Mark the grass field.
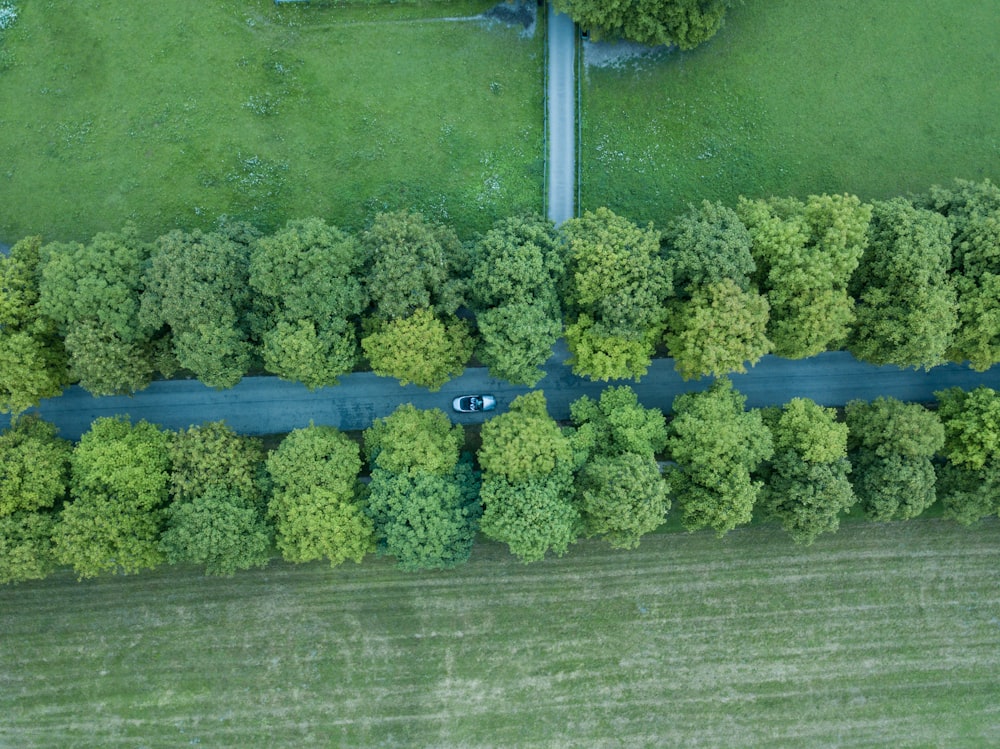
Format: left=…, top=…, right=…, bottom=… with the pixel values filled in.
left=2, top=518, right=997, bottom=747
left=0, top=0, right=542, bottom=243
left=580, top=0, right=1000, bottom=225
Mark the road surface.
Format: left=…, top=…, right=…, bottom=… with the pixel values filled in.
left=33, top=344, right=1000, bottom=440
left=546, top=4, right=576, bottom=225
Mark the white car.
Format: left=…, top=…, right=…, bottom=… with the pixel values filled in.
left=452, top=395, right=496, bottom=413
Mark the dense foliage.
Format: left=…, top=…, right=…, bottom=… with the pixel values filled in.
left=554, top=0, right=732, bottom=49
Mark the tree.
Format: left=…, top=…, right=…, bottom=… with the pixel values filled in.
left=554, top=0, right=732, bottom=50
left=570, top=385, right=668, bottom=458
left=470, top=215, right=563, bottom=386
left=361, top=307, right=473, bottom=391
left=848, top=198, right=957, bottom=369
left=362, top=210, right=466, bottom=322
left=738, top=194, right=870, bottom=358
left=159, top=422, right=271, bottom=576
left=364, top=404, right=464, bottom=477
left=757, top=398, right=856, bottom=544
left=361, top=211, right=471, bottom=388
left=934, top=386, right=1000, bottom=525
left=0, top=236, right=69, bottom=414
left=924, top=179, right=1000, bottom=370
left=666, top=378, right=773, bottom=535
left=141, top=227, right=257, bottom=389
left=38, top=228, right=155, bottom=395
left=363, top=405, right=480, bottom=570
left=478, top=391, right=576, bottom=483
left=53, top=417, right=171, bottom=578
left=478, top=391, right=581, bottom=561
left=0, top=416, right=71, bottom=517
left=571, top=386, right=670, bottom=548
left=665, top=200, right=756, bottom=295
left=576, top=452, right=670, bottom=550
left=845, top=398, right=944, bottom=521
left=366, top=463, right=480, bottom=571
left=250, top=217, right=367, bottom=388
left=561, top=208, right=671, bottom=381
left=0, top=511, right=57, bottom=585
left=664, top=278, right=771, bottom=380
left=266, top=425, right=373, bottom=567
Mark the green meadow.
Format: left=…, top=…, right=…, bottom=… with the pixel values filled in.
left=581, top=0, right=1000, bottom=224
left=0, top=0, right=543, bottom=243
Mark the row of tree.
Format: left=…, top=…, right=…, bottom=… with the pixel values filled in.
left=2, top=179, right=998, bottom=413
left=554, top=0, right=734, bottom=50
left=3, top=382, right=998, bottom=585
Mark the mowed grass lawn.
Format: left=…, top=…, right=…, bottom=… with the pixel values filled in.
left=2, top=519, right=997, bottom=747
left=0, top=0, right=542, bottom=243
left=581, top=0, right=1000, bottom=225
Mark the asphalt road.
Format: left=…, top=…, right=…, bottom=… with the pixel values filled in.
left=33, top=342, right=1000, bottom=439
left=546, top=4, right=575, bottom=225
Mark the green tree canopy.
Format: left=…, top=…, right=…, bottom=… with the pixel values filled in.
left=738, top=194, right=870, bottom=358
left=141, top=227, right=256, bottom=389
left=366, top=463, right=480, bottom=571
left=0, top=236, right=68, bottom=414
left=478, top=391, right=576, bottom=483
left=935, top=386, right=1000, bottom=470
left=479, top=474, right=580, bottom=563
left=362, top=210, right=466, bottom=321
left=54, top=417, right=171, bottom=578
left=848, top=198, right=957, bottom=369
left=0, top=416, right=71, bottom=517
left=266, top=425, right=372, bottom=567
left=0, top=511, right=57, bottom=585
left=925, top=179, right=1000, bottom=370
left=38, top=228, right=155, bottom=395
left=364, top=404, right=464, bottom=476
left=554, top=0, right=732, bottom=49
left=361, top=308, right=473, bottom=391
left=666, top=378, right=773, bottom=535
left=561, top=208, right=671, bottom=381
left=576, top=452, right=670, bottom=550
left=159, top=422, right=271, bottom=576
left=757, top=399, right=856, bottom=544
left=470, top=215, right=563, bottom=385
left=664, top=278, right=771, bottom=380
left=570, top=385, right=668, bottom=458
left=935, top=461, right=1000, bottom=526
left=664, top=200, right=756, bottom=295
left=845, top=398, right=944, bottom=521
left=250, top=217, right=367, bottom=388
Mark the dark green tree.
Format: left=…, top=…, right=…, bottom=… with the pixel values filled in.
left=54, top=417, right=171, bottom=578
left=0, top=416, right=71, bottom=517
left=757, top=398, right=856, bottom=544
left=845, top=397, right=944, bottom=521
left=666, top=378, right=773, bottom=535
left=848, top=198, right=957, bottom=369
left=0, top=511, right=57, bottom=585
left=576, top=452, right=669, bottom=550
left=159, top=422, right=271, bottom=576
left=561, top=208, right=671, bottom=381
left=554, top=0, right=732, bottom=49
left=934, top=386, right=1000, bottom=524
left=469, top=215, right=563, bottom=386
left=364, top=405, right=480, bottom=570
left=141, top=227, right=257, bottom=389
left=266, top=425, right=373, bottom=567
left=250, top=217, right=367, bottom=388
left=38, top=228, right=156, bottom=395
left=665, top=200, right=756, bottom=294
left=738, top=194, right=870, bottom=358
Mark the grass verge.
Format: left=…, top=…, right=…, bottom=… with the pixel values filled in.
left=2, top=518, right=997, bottom=747
left=0, top=0, right=542, bottom=243
left=580, top=0, right=1000, bottom=225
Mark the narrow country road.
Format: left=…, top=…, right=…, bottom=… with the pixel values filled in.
left=34, top=346, right=1000, bottom=440
left=546, top=4, right=576, bottom=225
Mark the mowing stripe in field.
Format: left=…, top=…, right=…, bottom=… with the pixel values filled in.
left=2, top=518, right=997, bottom=747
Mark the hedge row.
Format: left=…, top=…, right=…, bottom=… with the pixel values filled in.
left=3, top=381, right=998, bottom=586
left=2, top=178, right=999, bottom=414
